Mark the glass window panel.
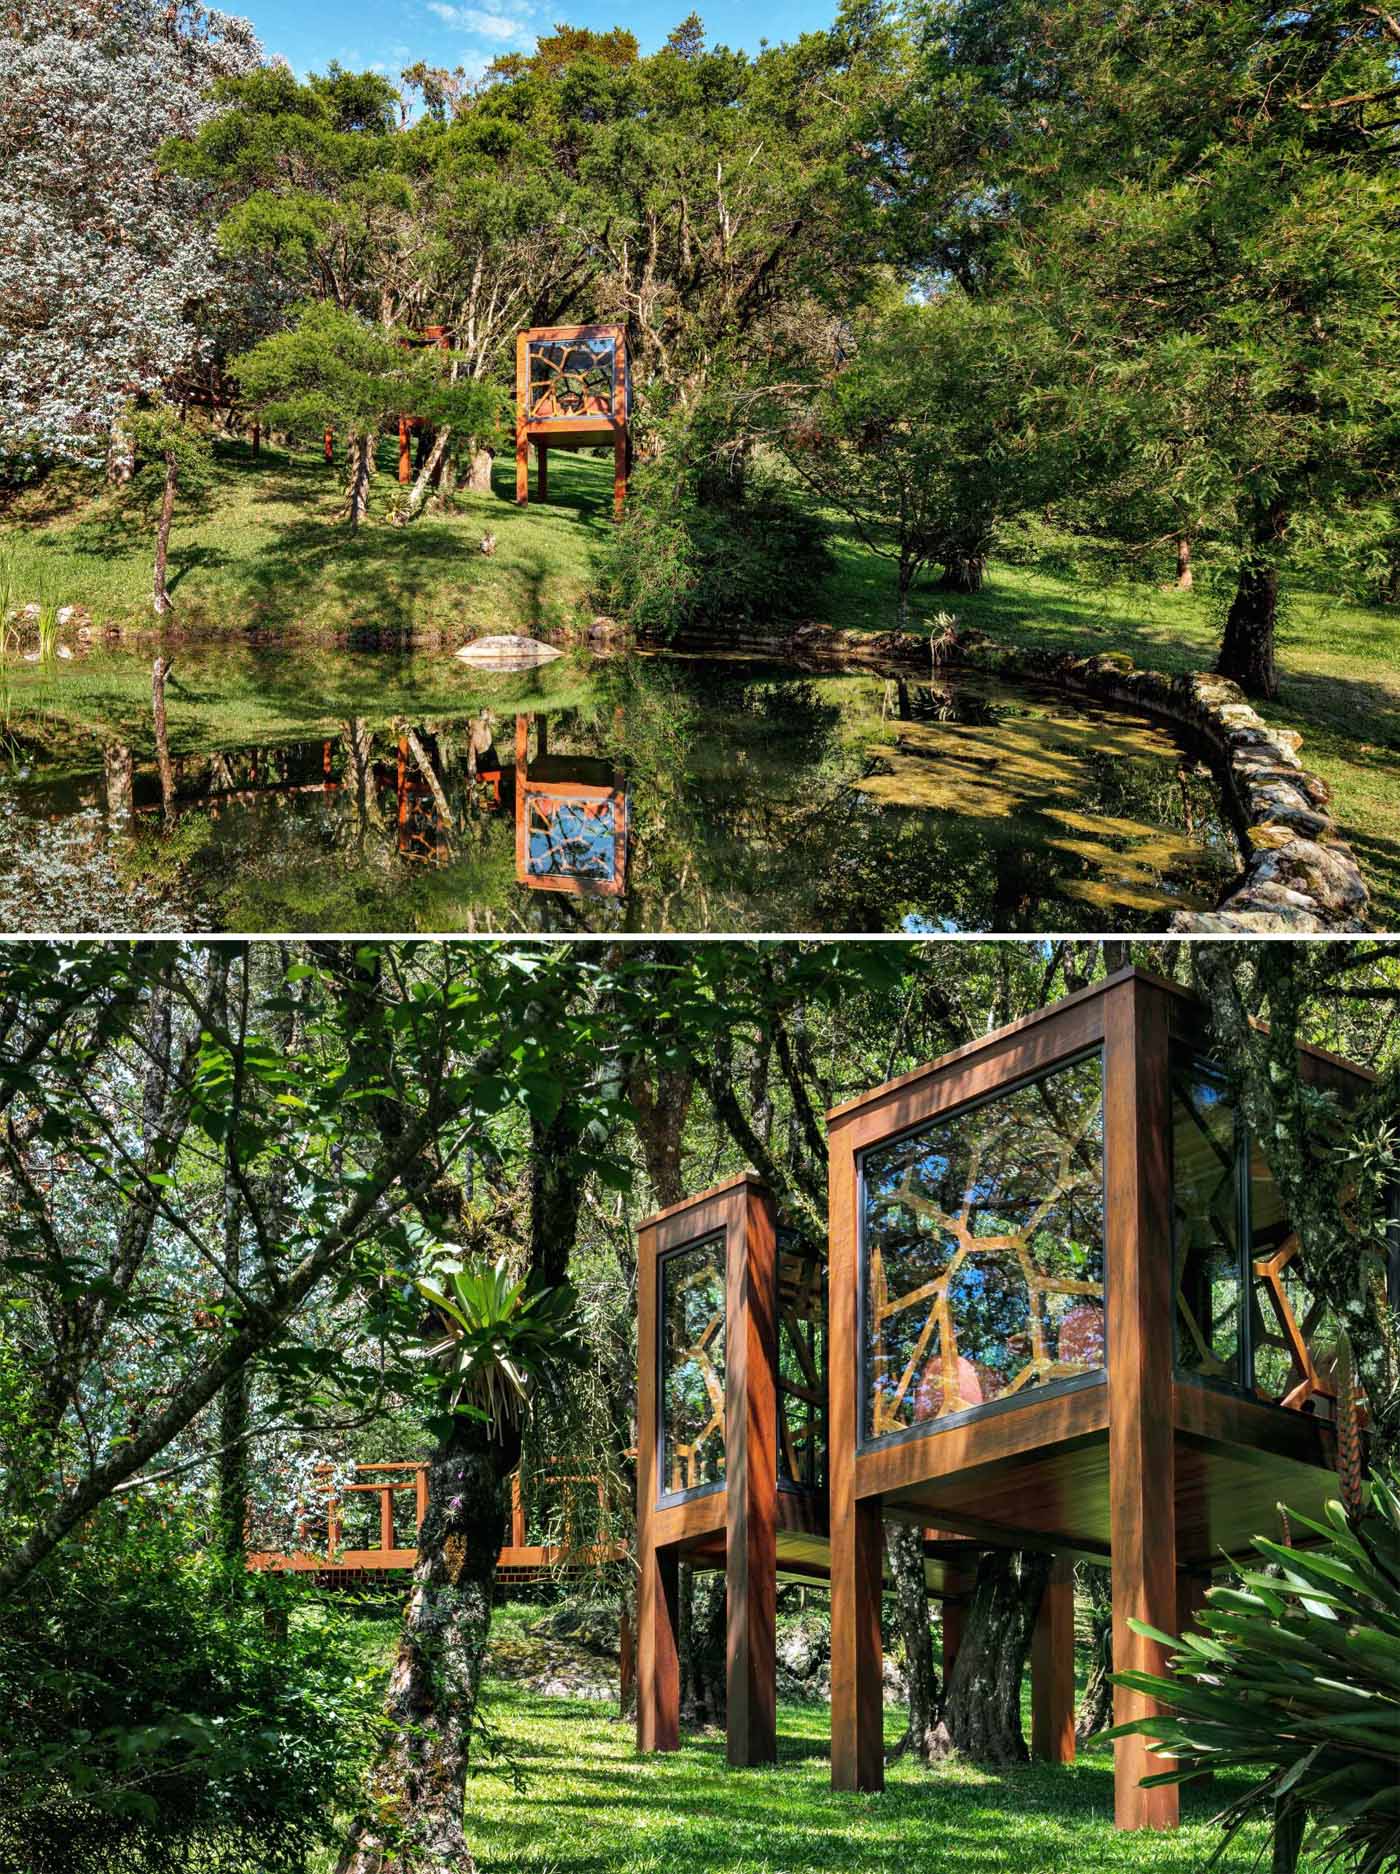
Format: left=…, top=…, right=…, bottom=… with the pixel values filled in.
left=1171, top=1062, right=1244, bottom=1386
left=777, top=1233, right=826, bottom=1490
left=527, top=336, right=617, bottom=418
left=860, top=1053, right=1105, bottom=1443
left=659, top=1235, right=726, bottom=1496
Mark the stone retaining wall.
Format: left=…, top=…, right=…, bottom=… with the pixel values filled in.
left=654, top=621, right=1370, bottom=932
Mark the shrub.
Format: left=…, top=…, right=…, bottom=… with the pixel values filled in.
left=595, top=455, right=830, bottom=641
left=0, top=1494, right=378, bottom=1874
left=1107, top=1471, right=1400, bottom=1874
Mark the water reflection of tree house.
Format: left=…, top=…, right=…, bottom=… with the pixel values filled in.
left=826, top=967, right=1377, bottom=1828
left=515, top=325, right=631, bottom=519
left=636, top=1175, right=992, bottom=1769
left=247, top=1461, right=620, bottom=1586
left=514, top=714, right=627, bottom=898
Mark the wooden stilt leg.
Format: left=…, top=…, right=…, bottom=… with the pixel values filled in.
left=830, top=1497, right=884, bottom=1791
left=613, top=430, right=627, bottom=519
left=726, top=1181, right=778, bottom=1766
left=1032, top=1555, right=1076, bottom=1764
left=637, top=1541, right=680, bottom=1752
left=323, top=429, right=333, bottom=463
left=1106, top=976, right=1179, bottom=1831
left=398, top=416, right=411, bottom=483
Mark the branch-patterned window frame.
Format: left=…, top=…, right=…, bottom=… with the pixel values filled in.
left=856, top=1047, right=1108, bottom=1452
left=525, top=335, right=619, bottom=422
left=657, top=1232, right=728, bottom=1504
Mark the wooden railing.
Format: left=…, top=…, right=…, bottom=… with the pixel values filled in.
left=246, top=1462, right=623, bottom=1575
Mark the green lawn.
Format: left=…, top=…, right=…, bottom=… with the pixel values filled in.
left=4, top=440, right=1397, bottom=921
left=389, top=1682, right=1275, bottom=1874
left=306, top=1606, right=1277, bottom=1874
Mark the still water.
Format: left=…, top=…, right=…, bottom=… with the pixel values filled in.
left=0, top=641, right=1238, bottom=934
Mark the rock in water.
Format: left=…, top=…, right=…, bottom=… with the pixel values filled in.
left=454, top=633, right=563, bottom=671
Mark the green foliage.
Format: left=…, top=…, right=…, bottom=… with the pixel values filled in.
left=412, top=1250, right=581, bottom=1431
left=595, top=453, right=831, bottom=640
left=0, top=1495, right=377, bottom=1874
left=1106, top=1473, right=1400, bottom=1873
left=232, top=302, right=423, bottom=441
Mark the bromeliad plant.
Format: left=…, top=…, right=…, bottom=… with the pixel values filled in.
left=411, top=1252, right=580, bottom=1432
left=1107, top=1472, right=1400, bottom=1874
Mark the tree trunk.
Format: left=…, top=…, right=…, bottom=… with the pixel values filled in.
left=627, top=1063, right=694, bottom=1207
left=1216, top=505, right=1285, bottom=699
left=1273, top=1801, right=1306, bottom=1874
left=403, top=428, right=452, bottom=522
left=1075, top=1563, right=1113, bottom=1745
left=107, top=413, right=134, bottom=486
left=347, top=433, right=375, bottom=530
left=216, top=1173, right=249, bottom=1565
left=151, top=656, right=176, bottom=826
left=939, top=549, right=986, bottom=594
left=467, top=447, right=494, bottom=495
left=335, top=1423, right=505, bottom=1874
left=679, top=1565, right=726, bottom=1725
left=1174, top=534, right=1193, bottom=591
left=928, top=1550, right=1051, bottom=1763
left=888, top=1521, right=940, bottom=1763
left=152, top=453, right=178, bottom=614
left=104, top=744, right=134, bottom=829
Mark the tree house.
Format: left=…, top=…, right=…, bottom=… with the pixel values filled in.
left=515, top=325, right=631, bottom=519
left=635, top=1174, right=1013, bottom=1768
left=826, top=967, right=1374, bottom=1827
left=513, top=713, right=627, bottom=898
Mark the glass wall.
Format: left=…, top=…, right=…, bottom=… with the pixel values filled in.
left=860, top=1053, right=1106, bottom=1444
left=777, top=1233, right=826, bottom=1491
left=1170, top=1052, right=1334, bottom=1414
left=659, top=1234, right=727, bottom=1497
left=526, top=335, right=618, bottom=419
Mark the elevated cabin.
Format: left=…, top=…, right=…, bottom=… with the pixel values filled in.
left=826, top=967, right=1376, bottom=1827
left=635, top=1175, right=999, bottom=1768
left=515, top=325, right=631, bottom=519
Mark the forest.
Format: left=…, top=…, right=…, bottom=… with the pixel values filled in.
left=1, top=937, right=1397, bottom=1874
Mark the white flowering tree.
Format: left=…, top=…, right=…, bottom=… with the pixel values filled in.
left=0, top=0, right=262, bottom=476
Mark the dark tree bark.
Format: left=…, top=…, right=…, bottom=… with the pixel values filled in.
left=404, top=429, right=452, bottom=521
left=678, top=1565, right=726, bottom=1725
left=1216, top=503, right=1286, bottom=699
left=1074, top=1563, right=1113, bottom=1745
left=216, top=1173, right=249, bottom=1564
left=887, top=1521, right=940, bottom=1763
left=151, top=656, right=176, bottom=826
left=928, top=1550, right=1051, bottom=1763
left=939, top=549, right=987, bottom=594
left=627, top=1061, right=694, bottom=1208
left=152, top=452, right=178, bottom=614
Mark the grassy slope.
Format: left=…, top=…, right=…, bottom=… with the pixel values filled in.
left=4, top=442, right=1396, bottom=919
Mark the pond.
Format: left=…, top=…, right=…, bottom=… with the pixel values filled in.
left=0, top=639, right=1238, bottom=934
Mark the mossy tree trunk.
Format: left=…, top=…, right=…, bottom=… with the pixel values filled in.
left=1216, top=502, right=1286, bottom=699
left=1074, top=1563, right=1113, bottom=1745
left=888, top=1521, right=940, bottom=1763
left=929, top=1550, right=1050, bottom=1763
left=336, top=1423, right=509, bottom=1874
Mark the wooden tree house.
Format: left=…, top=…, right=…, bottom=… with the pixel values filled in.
left=515, top=325, right=631, bottom=519
left=635, top=1175, right=1014, bottom=1768
left=826, top=967, right=1374, bottom=1827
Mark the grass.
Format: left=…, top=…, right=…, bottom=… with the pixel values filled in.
left=307, top=1607, right=1279, bottom=1874
left=3, top=441, right=1397, bottom=920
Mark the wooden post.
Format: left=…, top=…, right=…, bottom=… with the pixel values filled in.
left=1031, top=1555, right=1077, bottom=1764
left=726, top=1182, right=778, bottom=1766
left=326, top=1488, right=340, bottom=1564
left=515, top=331, right=529, bottom=505
left=398, top=416, right=412, bottom=483
left=1105, top=976, right=1179, bottom=1830
left=536, top=441, right=548, bottom=501
left=511, top=1473, right=526, bottom=1549
left=323, top=429, right=333, bottom=463
left=636, top=1202, right=680, bottom=1751
left=379, top=1484, right=395, bottom=1555
left=613, top=429, right=627, bottom=519
left=829, top=1129, right=885, bottom=1791
left=415, top=1465, right=428, bottom=1531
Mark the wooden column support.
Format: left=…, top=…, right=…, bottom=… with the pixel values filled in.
left=515, top=330, right=529, bottom=505
left=398, top=416, right=412, bottom=484
left=726, top=1180, right=777, bottom=1766
left=1031, top=1555, right=1077, bottom=1764
left=1105, top=977, right=1179, bottom=1830
left=637, top=1541, right=680, bottom=1752
left=613, top=431, right=627, bottom=520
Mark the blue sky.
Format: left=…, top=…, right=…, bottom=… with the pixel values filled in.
left=238, top=0, right=836, bottom=84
